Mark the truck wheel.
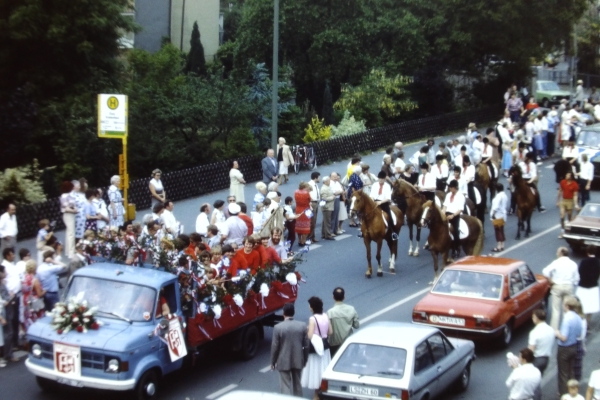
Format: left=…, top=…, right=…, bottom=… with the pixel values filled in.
left=240, top=324, right=260, bottom=360
left=136, top=369, right=159, bottom=400
left=36, top=376, right=57, bottom=392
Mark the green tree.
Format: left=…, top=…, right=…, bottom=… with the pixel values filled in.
left=322, top=81, right=334, bottom=125
left=0, top=160, right=46, bottom=205
left=186, top=22, right=207, bottom=76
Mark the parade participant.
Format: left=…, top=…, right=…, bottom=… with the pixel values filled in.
left=238, top=236, right=261, bottom=274
left=260, top=234, right=282, bottom=265
left=558, top=171, right=580, bottom=238
left=519, top=152, right=546, bottom=213
left=269, top=228, right=290, bottom=262
left=369, top=171, right=396, bottom=240
left=220, top=203, right=248, bottom=248
left=512, top=141, right=528, bottom=166
left=462, top=155, right=476, bottom=205
left=417, top=163, right=436, bottom=202
left=432, top=154, right=449, bottom=191
left=490, top=182, right=508, bottom=252
left=442, top=180, right=465, bottom=259
left=480, top=137, right=496, bottom=181
left=563, top=137, right=579, bottom=175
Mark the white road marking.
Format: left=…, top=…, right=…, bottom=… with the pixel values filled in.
left=334, top=234, right=351, bottom=240
left=494, top=224, right=561, bottom=257
left=308, top=244, right=322, bottom=250
left=259, top=365, right=272, bottom=373
left=206, top=384, right=238, bottom=399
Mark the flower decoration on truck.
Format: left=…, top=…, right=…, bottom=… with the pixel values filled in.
left=47, top=294, right=103, bottom=334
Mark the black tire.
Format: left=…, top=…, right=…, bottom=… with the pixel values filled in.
left=36, top=376, right=57, bottom=392
left=240, top=324, right=260, bottom=360
left=135, top=369, right=159, bottom=400
left=308, top=156, right=317, bottom=170
left=294, top=157, right=300, bottom=174
left=453, top=362, right=471, bottom=392
left=498, top=320, right=513, bottom=348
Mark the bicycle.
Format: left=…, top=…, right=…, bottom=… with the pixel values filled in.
left=291, top=144, right=317, bottom=174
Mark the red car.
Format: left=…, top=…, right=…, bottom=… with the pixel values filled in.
left=412, top=256, right=550, bottom=347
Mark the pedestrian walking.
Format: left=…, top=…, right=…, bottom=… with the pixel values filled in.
left=576, top=246, right=600, bottom=326
left=556, top=296, right=584, bottom=396
left=543, top=247, right=580, bottom=329
left=301, top=296, right=332, bottom=400
left=0, top=204, right=17, bottom=253
left=558, top=171, right=580, bottom=238
left=327, top=287, right=359, bottom=356
left=270, top=303, right=309, bottom=397
left=506, top=348, right=541, bottom=400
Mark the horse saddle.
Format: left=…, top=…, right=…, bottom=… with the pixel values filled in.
left=529, top=187, right=536, bottom=196
left=380, top=210, right=397, bottom=228
left=434, top=196, right=442, bottom=208
left=448, top=218, right=469, bottom=240
left=486, top=164, right=498, bottom=178
left=473, top=187, right=482, bottom=205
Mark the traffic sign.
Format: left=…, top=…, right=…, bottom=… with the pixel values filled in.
left=98, top=94, right=127, bottom=138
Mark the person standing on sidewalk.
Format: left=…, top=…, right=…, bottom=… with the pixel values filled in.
left=578, top=154, right=594, bottom=207
left=0, top=204, right=17, bottom=253
left=543, top=247, right=580, bottom=329
left=528, top=309, right=555, bottom=375
left=320, top=177, right=335, bottom=240
left=556, top=296, right=583, bottom=397
left=576, top=246, right=600, bottom=326
left=307, top=172, right=321, bottom=243
left=330, top=172, right=344, bottom=235
left=505, top=348, right=541, bottom=400
left=327, top=287, right=359, bottom=356
left=558, top=171, right=580, bottom=239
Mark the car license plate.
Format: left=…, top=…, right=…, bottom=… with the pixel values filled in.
left=349, top=386, right=379, bottom=396
left=429, top=315, right=465, bottom=326
left=56, top=377, right=84, bottom=387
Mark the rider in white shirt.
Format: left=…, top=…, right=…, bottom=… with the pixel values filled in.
left=442, top=180, right=466, bottom=258
left=369, top=171, right=397, bottom=240
left=417, top=163, right=437, bottom=202
left=518, top=152, right=546, bottom=212
left=432, top=155, right=449, bottom=191
left=462, top=155, right=476, bottom=205
left=393, top=152, right=406, bottom=180
left=480, top=137, right=496, bottom=181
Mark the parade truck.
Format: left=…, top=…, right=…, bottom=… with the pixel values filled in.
left=25, top=263, right=299, bottom=399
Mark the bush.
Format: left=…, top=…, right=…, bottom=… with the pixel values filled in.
left=303, top=116, right=332, bottom=143
left=0, top=160, right=46, bottom=205
left=331, top=110, right=366, bottom=137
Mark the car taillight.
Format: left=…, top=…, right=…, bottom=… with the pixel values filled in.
left=475, top=318, right=492, bottom=328
left=412, top=311, right=427, bottom=322
left=401, top=389, right=410, bottom=400
left=320, top=379, right=328, bottom=392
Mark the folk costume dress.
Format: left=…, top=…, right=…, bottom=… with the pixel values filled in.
left=294, top=189, right=311, bottom=235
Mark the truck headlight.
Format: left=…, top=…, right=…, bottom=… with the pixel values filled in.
left=32, top=344, right=42, bottom=358
left=106, top=359, right=120, bottom=373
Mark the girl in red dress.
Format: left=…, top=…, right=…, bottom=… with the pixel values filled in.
left=294, top=182, right=312, bottom=246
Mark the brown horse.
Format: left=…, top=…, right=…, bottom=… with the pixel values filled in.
left=420, top=200, right=484, bottom=278
left=391, top=179, right=444, bottom=257
left=350, top=190, right=404, bottom=278
left=508, top=165, right=539, bottom=239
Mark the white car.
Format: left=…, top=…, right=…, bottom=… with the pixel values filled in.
left=319, top=322, right=475, bottom=400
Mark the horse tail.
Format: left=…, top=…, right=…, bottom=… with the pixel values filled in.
left=473, top=218, right=484, bottom=255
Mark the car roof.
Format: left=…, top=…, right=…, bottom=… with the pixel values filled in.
left=217, top=391, right=300, bottom=400
left=72, top=263, right=176, bottom=288
left=348, top=322, right=439, bottom=347
left=443, top=255, right=523, bottom=274
left=580, top=123, right=600, bottom=132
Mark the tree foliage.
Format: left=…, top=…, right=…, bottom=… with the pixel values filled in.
left=331, top=111, right=366, bottom=138
left=303, top=116, right=331, bottom=143
left=0, top=160, right=46, bottom=205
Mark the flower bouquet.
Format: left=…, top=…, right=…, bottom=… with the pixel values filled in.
left=48, top=296, right=103, bottom=334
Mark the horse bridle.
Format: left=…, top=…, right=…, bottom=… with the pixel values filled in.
left=420, top=206, right=431, bottom=228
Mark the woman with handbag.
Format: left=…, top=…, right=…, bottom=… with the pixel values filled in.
left=21, top=260, right=46, bottom=331
left=490, top=182, right=508, bottom=252
left=302, top=296, right=333, bottom=400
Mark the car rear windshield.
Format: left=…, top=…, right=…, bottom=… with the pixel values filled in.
left=577, top=130, right=600, bottom=148
left=539, top=81, right=560, bottom=91
left=66, top=276, right=157, bottom=322
left=579, top=203, right=600, bottom=217
left=432, top=270, right=503, bottom=300
left=333, top=343, right=406, bottom=379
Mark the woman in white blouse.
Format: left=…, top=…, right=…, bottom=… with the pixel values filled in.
left=149, top=169, right=166, bottom=208
left=229, top=160, right=246, bottom=203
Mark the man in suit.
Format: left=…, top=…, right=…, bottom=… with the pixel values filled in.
left=271, top=303, right=309, bottom=397
left=276, top=137, right=295, bottom=185
left=262, top=149, right=279, bottom=185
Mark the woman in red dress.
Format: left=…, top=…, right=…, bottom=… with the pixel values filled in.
left=294, top=182, right=312, bottom=246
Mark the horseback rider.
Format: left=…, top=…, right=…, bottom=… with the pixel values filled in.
left=418, top=163, right=437, bottom=202
left=518, top=152, right=546, bottom=213
left=370, top=171, right=398, bottom=240
left=480, top=137, right=496, bottom=181
left=442, top=180, right=466, bottom=259
left=462, top=155, right=477, bottom=205
left=448, top=166, right=470, bottom=215
left=433, top=154, right=449, bottom=191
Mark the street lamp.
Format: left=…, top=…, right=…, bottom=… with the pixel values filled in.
left=271, top=0, right=279, bottom=150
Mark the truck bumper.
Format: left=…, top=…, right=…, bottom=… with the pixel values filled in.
left=26, top=359, right=136, bottom=391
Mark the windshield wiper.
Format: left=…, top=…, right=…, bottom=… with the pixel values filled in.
left=377, top=371, right=402, bottom=376
left=97, top=310, right=132, bottom=324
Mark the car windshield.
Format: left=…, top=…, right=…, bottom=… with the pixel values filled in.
left=579, top=203, right=600, bottom=218
left=538, top=81, right=560, bottom=91
left=432, top=270, right=503, bottom=300
left=66, top=276, right=157, bottom=322
left=333, top=343, right=406, bottom=379
left=577, top=130, right=600, bottom=148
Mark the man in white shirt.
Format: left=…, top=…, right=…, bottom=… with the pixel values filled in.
left=307, top=172, right=321, bottom=242
left=220, top=203, right=248, bottom=247
left=330, top=172, right=344, bottom=235
left=471, top=134, right=484, bottom=164
left=369, top=171, right=397, bottom=240
left=417, top=163, right=437, bottom=202
left=393, top=151, right=406, bottom=179
left=506, top=348, right=542, bottom=400
left=161, top=200, right=180, bottom=236
left=448, top=166, right=469, bottom=198
left=2, top=247, right=21, bottom=358
left=0, top=203, right=17, bottom=252
left=578, top=153, right=594, bottom=207
left=196, top=203, right=211, bottom=237
left=442, top=180, right=465, bottom=258
left=528, top=309, right=555, bottom=375
left=432, top=155, right=449, bottom=191
left=542, top=246, right=580, bottom=329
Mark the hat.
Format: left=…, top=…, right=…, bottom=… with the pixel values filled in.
left=448, top=180, right=459, bottom=189
left=468, top=122, right=476, bottom=129
left=266, top=191, right=279, bottom=200
left=420, top=163, right=429, bottom=170
left=228, top=202, right=241, bottom=214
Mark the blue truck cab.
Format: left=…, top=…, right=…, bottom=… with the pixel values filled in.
left=25, top=263, right=185, bottom=399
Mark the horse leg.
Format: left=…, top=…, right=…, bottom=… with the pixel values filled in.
left=431, top=250, right=439, bottom=280
left=525, top=213, right=532, bottom=237
left=364, top=238, right=373, bottom=278
left=515, top=217, right=522, bottom=240
left=408, top=224, right=413, bottom=256
left=376, top=240, right=383, bottom=277
left=414, top=226, right=421, bottom=256
left=388, top=238, right=397, bottom=274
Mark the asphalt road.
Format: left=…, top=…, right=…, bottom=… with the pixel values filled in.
left=5, top=134, right=600, bottom=400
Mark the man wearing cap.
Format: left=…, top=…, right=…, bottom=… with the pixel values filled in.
left=418, top=163, right=437, bottom=202
left=433, top=154, right=449, bottom=191
left=519, top=152, right=546, bottom=212
left=369, top=171, right=397, bottom=239
left=443, top=180, right=465, bottom=258
left=220, top=203, right=248, bottom=247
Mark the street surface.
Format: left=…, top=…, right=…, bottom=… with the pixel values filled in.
left=5, top=135, right=599, bottom=400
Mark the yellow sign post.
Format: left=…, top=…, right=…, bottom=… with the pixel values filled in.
left=98, top=94, right=135, bottom=220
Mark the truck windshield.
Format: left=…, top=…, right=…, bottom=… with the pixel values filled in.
left=539, top=81, right=560, bottom=91
left=67, top=276, right=157, bottom=322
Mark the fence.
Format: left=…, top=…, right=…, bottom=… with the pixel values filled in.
left=16, top=105, right=498, bottom=240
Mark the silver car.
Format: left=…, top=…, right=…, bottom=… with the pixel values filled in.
left=319, top=322, right=475, bottom=400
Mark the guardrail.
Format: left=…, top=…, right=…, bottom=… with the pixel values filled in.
left=16, top=106, right=498, bottom=239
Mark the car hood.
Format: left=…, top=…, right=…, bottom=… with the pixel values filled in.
left=568, top=216, right=600, bottom=229
left=28, top=316, right=136, bottom=351
left=415, top=293, right=500, bottom=317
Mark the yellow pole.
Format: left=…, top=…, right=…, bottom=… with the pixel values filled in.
left=122, top=136, right=128, bottom=218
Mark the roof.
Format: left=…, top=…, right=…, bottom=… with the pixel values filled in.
left=72, top=263, right=176, bottom=288
left=349, top=322, right=438, bottom=347
left=444, top=255, right=523, bottom=274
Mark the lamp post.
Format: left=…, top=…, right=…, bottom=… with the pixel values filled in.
left=271, top=0, right=279, bottom=150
